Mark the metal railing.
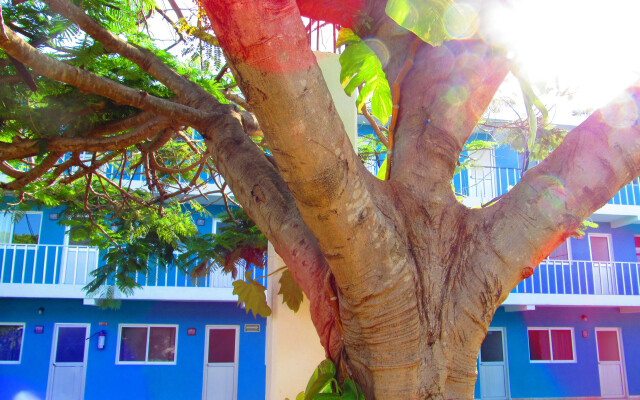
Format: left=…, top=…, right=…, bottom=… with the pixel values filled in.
left=513, top=260, right=640, bottom=296
left=0, top=244, right=256, bottom=291
left=454, top=166, right=640, bottom=206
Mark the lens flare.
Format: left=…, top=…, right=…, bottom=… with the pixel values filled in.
left=444, top=3, right=479, bottom=40
left=364, top=38, right=391, bottom=68
left=601, top=91, right=639, bottom=129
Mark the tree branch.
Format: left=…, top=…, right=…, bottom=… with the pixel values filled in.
left=0, top=18, right=209, bottom=124
left=0, top=116, right=171, bottom=161
left=486, top=84, right=640, bottom=292
left=43, top=0, right=209, bottom=100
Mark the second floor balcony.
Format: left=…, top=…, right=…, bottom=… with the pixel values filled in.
left=2, top=243, right=640, bottom=307
left=454, top=165, right=640, bottom=226
left=0, top=243, right=258, bottom=302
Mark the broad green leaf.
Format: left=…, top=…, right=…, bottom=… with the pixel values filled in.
left=304, top=360, right=337, bottom=400
left=232, top=271, right=272, bottom=318
left=341, top=379, right=365, bottom=400
left=295, top=392, right=306, bottom=400
left=335, top=28, right=361, bottom=47
left=376, top=158, right=388, bottom=180
left=313, top=394, right=341, bottom=400
left=385, top=0, right=453, bottom=46
left=278, top=269, right=304, bottom=312
left=338, top=31, right=392, bottom=124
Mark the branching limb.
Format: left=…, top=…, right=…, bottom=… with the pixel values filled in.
left=0, top=17, right=209, bottom=124
left=43, top=0, right=209, bottom=100
left=0, top=117, right=171, bottom=161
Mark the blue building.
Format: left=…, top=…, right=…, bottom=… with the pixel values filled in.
left=453, top=128, right=640, bottom=399
left=360, top=118, right=640, bottom=399
left=0, top=203, right=267, bottom=400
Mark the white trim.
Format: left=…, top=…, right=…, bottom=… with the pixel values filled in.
left=527, top=327, right=576, bottom=363
left=115, top=324, right=178, bottom=365
left=202, top=325, right=239, bottom=400
left=595, top=327, right=628, bottom=398
left=212, top=218, right=220, bottom=235
left=0, top=322, right=25, bottom=364
left=46, top=323, right=90, bottom=400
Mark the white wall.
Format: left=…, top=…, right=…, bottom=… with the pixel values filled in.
left=265, top=52, right=356, bottom=400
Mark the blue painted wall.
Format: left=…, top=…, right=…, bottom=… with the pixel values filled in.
left=475, top=306, right=640, bottom=398
left=0, top=298, right=266, bottom=400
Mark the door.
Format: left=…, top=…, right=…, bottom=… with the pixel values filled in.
left=479, top=328, right=509, bottom=399
left=596, top=328, right=627, bottom=398
left=589, top=234, right=616, bottom=294
left=47, top=324, right=90, bottom=400
left=203, top=326, right=239, bottom=400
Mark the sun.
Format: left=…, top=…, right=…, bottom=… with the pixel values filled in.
left=480, top=0, right=640, bottom=123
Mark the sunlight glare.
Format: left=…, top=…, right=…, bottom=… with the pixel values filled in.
left=482, top=0, right=640, bottom=119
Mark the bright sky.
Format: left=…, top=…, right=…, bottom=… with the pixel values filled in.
left=480, top=0, right=640, bottom=125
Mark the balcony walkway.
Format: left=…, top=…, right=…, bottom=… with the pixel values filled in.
left=454, top=166, right=640, bottom=208
left=0, top=244, right=258, bottom=301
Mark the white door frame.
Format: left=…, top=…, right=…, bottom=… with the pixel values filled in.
left=595, top=327, right=627, bottom=398
left=46, top=323, right=90, bottom=400
left=202, top=325, right=239, bottom=400
left=588, top=233, right=616, bottom=295
left=478, top=327, right=510, bottom=400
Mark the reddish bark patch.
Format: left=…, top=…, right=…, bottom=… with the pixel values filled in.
left=521, top=266, right=534, bottom=279
left=296, top=0, right=364, bottom=28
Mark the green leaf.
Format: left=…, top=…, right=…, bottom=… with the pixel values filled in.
left=341, top=379, right=365, bottom=400
left=232, top=271, right=272, bottom=318
left=376, top=158, right=388, bottom=180
left=313, top=394, right=341, bottom=400
left=278, top=269, right=304, bottom=312
left=338, top=34, right=392, bottom=125
left=304, top=360, right=337, bottom=400
left=296, top=392, right=306, bottom=400
left=335, top=28, right=360, bottom=47
left=385, top=0, right=453, bottom=46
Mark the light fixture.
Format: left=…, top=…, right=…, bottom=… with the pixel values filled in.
left=581, top=314, right=588, bottom=321
left=37, top=307, right=44, bottom=315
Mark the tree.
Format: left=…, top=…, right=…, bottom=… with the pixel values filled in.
left=1, top=0, right=639, bottom=398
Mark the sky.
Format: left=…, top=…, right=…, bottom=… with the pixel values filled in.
left=479, top=0, right=640, bottom=125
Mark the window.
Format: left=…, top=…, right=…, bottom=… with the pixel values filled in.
left=548, top=240, right=570, bottom=260
left=635, top=236, right=640, bottom=263
left=528, top=328, right=575, bottom=362
left=0, top=323, right=25, bottom=363
left=117, top=325, right=177, bottom=364
left=0, top=212, right=42, bottom=244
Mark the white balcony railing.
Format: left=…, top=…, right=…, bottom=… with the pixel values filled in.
left=0, top=244, right=258, bottom=301
left=454, top=166, right=640, bottom=207
left=513, top=260, right=640, bottom=297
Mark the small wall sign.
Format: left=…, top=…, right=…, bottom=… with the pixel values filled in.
left=582, top=330, right=589, bottom=338
left=196, top=218, right=205, bottom=226
left=34, top=325, right=44, bottom=334
left=187, top=328, right=196, bottom=336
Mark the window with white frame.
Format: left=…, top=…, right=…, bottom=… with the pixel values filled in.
left=548, top=240, right=570, bottom=261
left=0, top=212, right=43, bottom=244
left=0, top=323, right=25, bottom=363
left=528, top=328, right=575, bottom=362
left=117, top=325, right=177, bottom=364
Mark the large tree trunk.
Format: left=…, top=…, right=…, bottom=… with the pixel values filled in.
left=202, top=1, right=640, bottom=399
